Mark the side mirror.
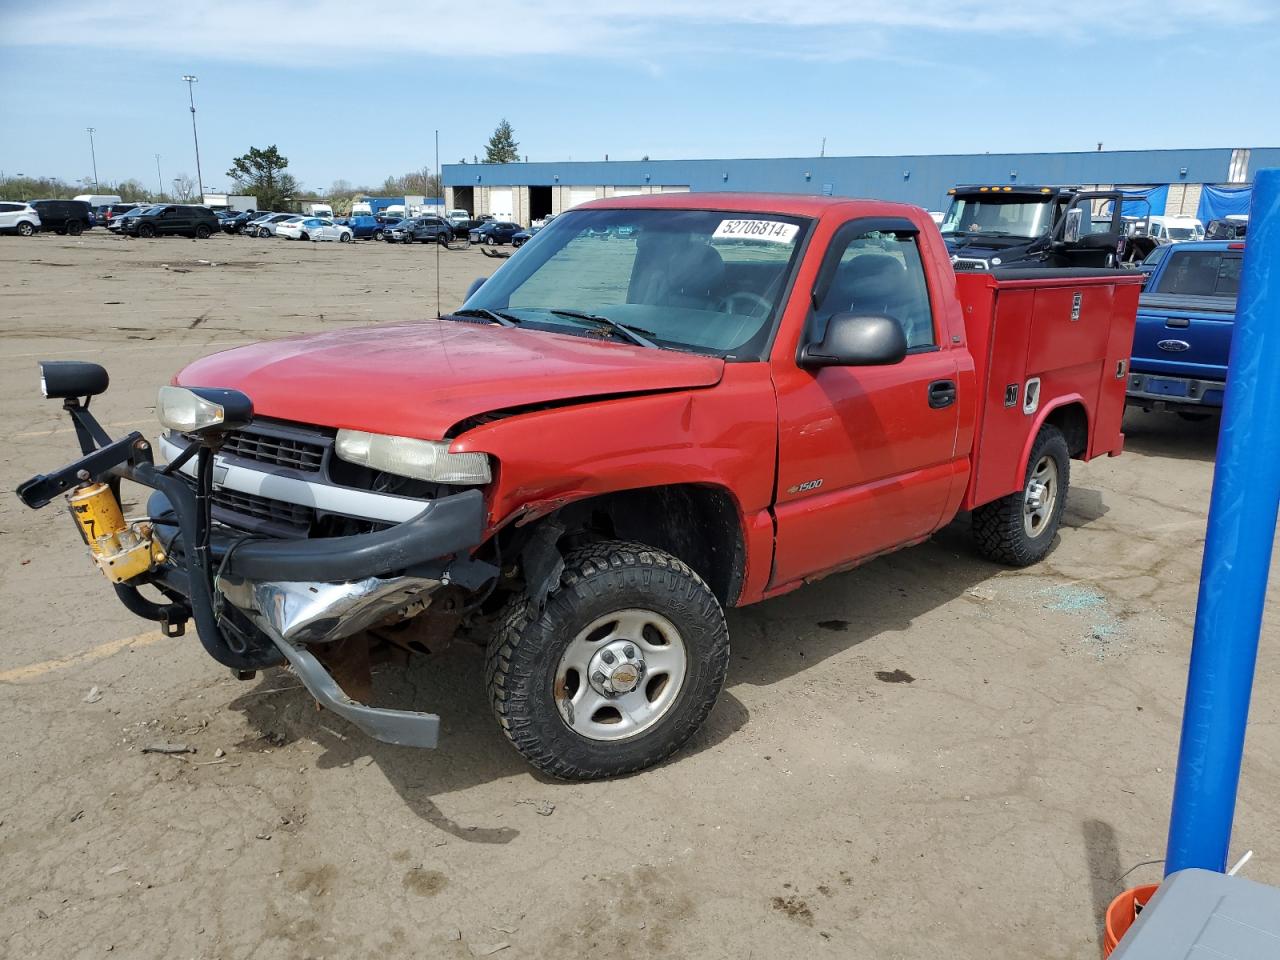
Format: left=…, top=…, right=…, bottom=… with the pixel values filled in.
left=464, top=277, right=487, bottom=300
left=799, top=313, right=908, bottom=369
left=1062, top=207, right=1083, bottom=244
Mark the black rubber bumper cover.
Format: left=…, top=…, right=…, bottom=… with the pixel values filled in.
left=148, top=488, right=487, bottom=581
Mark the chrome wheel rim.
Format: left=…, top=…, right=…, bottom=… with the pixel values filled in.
left=1023, top=454, right=1059, bottom=538
left=554, top=609, right=688, bottom=742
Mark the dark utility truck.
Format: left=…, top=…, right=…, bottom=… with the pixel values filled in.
left=941, top=185, right=1128, bottom=271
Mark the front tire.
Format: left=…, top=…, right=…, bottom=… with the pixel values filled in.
left=486, top=541, right=729, bottom=780
left=299, top=233, right=309, bottom=242
left=68, top=220, right=84, bottom=236
left=195, top=224, right=211, bottom=239
left=139, top=223, right=156, bottom=239
left=339, top=232, right=351, bottom=243
left=17, top=221, right=34, bottom=237
left=972, top=424, right=1070, bottom=566
left=486, top=235, right=497, bottom=246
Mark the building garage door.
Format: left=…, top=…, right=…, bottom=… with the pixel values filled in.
left=611, top=186, right=644, bottom=197
left=568, top=187, right=597, bottom=208
left=489, top=187, right=513, bottom=219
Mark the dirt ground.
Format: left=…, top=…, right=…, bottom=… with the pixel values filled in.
left=1, top=229, right=1276, bottom=960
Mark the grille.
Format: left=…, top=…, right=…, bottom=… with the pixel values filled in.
left=951, top=257, right=990, bottom=272
left=212, top=488, right=314, bottom=533
left=220, top=429, right=326, bottom=472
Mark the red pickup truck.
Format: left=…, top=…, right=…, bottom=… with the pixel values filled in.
left=18, top=193, right=1141, bottom=780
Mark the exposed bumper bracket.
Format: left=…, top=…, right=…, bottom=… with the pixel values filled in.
left=270, top=634, right=441, bottom=748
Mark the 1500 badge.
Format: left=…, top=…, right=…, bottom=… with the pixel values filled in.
left=788, top=479, right=824, bottom=494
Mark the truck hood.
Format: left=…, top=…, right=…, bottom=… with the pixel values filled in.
left=175, top=319, right=725, bottom=439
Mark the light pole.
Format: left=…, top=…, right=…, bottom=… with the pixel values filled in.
left=173, top=177, right=183, bottom=201
left=155, top=154, right=163, bottom=198
left=181, top=75, right=205, bottom=202
left=87, top=127, right=99, bottom=191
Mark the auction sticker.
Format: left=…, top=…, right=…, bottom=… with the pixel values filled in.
left=712, top=219, right=799, bottom=243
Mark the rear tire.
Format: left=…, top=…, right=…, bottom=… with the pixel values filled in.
left=139, top=223, right=156, bottom=239
left=68, top=220, right=83, bottom=236
left=486, top=540, right=730, bottom=780
left=972, top=424, right=1070, bottom=567
left=486, top=235, right=497, bottom=246
left=374, top=230, right=384, bottom=241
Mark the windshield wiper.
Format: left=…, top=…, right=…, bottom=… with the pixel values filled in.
left=546, top=309, right=659, bottom=349
left=447, top=307, right=520, bottom=327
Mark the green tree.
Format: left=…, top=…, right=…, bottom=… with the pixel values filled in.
left=483, top=119, right=519, bottom=164
left=226, top=145, right=299, bottom=210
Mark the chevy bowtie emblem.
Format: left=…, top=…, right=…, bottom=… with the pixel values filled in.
left=1157, top=339, right=1191, bottom=353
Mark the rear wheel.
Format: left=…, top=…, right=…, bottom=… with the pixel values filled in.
left=487, top=235, right=497, bottom=246
left=139, top=223, right=156, bottom=239
left=486, top=540, right=730, bottom=780
left=67, top=220, right=84, bottom=236
left=374, top=230, right=384, bottom=241
left=17, top=221, right=34, bottom=237
left=195, top=224, right=211, bottom=239
left=972, top=424, right=1070, bottom=567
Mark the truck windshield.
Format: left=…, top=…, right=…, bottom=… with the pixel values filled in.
left=1154, top=250, right=1242, bottom=298
left=941, top=196, right=1055, bottom=240
left=460, top=208, right=810, bottom=359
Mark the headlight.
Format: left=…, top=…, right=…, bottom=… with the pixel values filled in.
left=157, top=385, right=253, bottom=434
left=335, top=430, right=491, bottom=484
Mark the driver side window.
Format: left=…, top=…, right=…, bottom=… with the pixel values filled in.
left=817, top=231, right=935, bottom=349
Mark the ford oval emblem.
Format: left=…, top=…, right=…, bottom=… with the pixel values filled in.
left=1157, top=339, right=1191, bottom=353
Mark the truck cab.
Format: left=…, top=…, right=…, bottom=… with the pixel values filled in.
left=942, top=185, right=1126, bottom=271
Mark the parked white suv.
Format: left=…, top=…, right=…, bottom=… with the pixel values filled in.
left=0, top=201, right=41, bottom=236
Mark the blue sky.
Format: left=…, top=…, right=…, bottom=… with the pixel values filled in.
left=2, top=0, right=1278, bottom=193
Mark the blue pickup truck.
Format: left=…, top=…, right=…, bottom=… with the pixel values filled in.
left=1126, top=240, right=1244, bottom=417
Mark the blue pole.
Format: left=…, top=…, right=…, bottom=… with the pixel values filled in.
left=1165, top=168, right=1280, bottom=875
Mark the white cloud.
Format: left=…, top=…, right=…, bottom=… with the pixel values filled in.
left=1, top=0, right=1272, bottom=63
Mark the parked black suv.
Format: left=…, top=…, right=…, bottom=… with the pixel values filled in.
left=29, top=199, right=93, bottom=235
left=122, top=204, right=220, bottom=239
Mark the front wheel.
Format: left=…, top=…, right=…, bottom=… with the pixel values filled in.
left=139, top=223, right=156, bottom=238
left=339, top=232, right=351, bottom=243
left=299, top=233, right=309, bottom=242
left=972, top=423, right=1070, bottom=566
left=17, top=221, right=34, bottom=237
left=67, top=220, right=84, bottom=236
left=195, top=224, right=211, bottom=239
left=486, top=235, right=497, bottom=247
left=487, top=541, right=729, bottom=780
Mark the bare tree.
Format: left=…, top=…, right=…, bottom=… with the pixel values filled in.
left=172, top=173, right=196, bottom=201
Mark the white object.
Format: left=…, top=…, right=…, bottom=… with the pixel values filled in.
left=74, top=193, right=122, bottom=208
left=306, top=203, right=334, bottom=217
left=1148, top=215, right=1205, bottom=243
left=276, top=217, right=351, bottom=242
left=712, top=219, right=799, bottom=243
left=0, top=201, right=40, bottom=234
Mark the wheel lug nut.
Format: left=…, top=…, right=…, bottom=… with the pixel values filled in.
left=592, top=671, right=607, bottom=685
left=623, top=645, right=635, bottom=659
left=601, top=651, right=616, bottom=664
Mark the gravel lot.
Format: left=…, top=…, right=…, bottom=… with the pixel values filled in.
left=1, top=229, right=1276, bottom=959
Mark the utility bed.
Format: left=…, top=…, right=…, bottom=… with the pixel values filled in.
left=957, top=269, right=1143, bottom=511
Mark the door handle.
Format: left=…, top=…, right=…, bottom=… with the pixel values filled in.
left=928, top=379, right=957, bottom=409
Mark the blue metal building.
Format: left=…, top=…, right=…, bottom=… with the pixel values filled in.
left=443, top=146, right=1279, bottom=225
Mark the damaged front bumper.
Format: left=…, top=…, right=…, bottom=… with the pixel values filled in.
left=16, top=378, right=492, bottom=749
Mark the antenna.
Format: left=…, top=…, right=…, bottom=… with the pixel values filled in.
left=434, top=129, right=441, bottom=318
